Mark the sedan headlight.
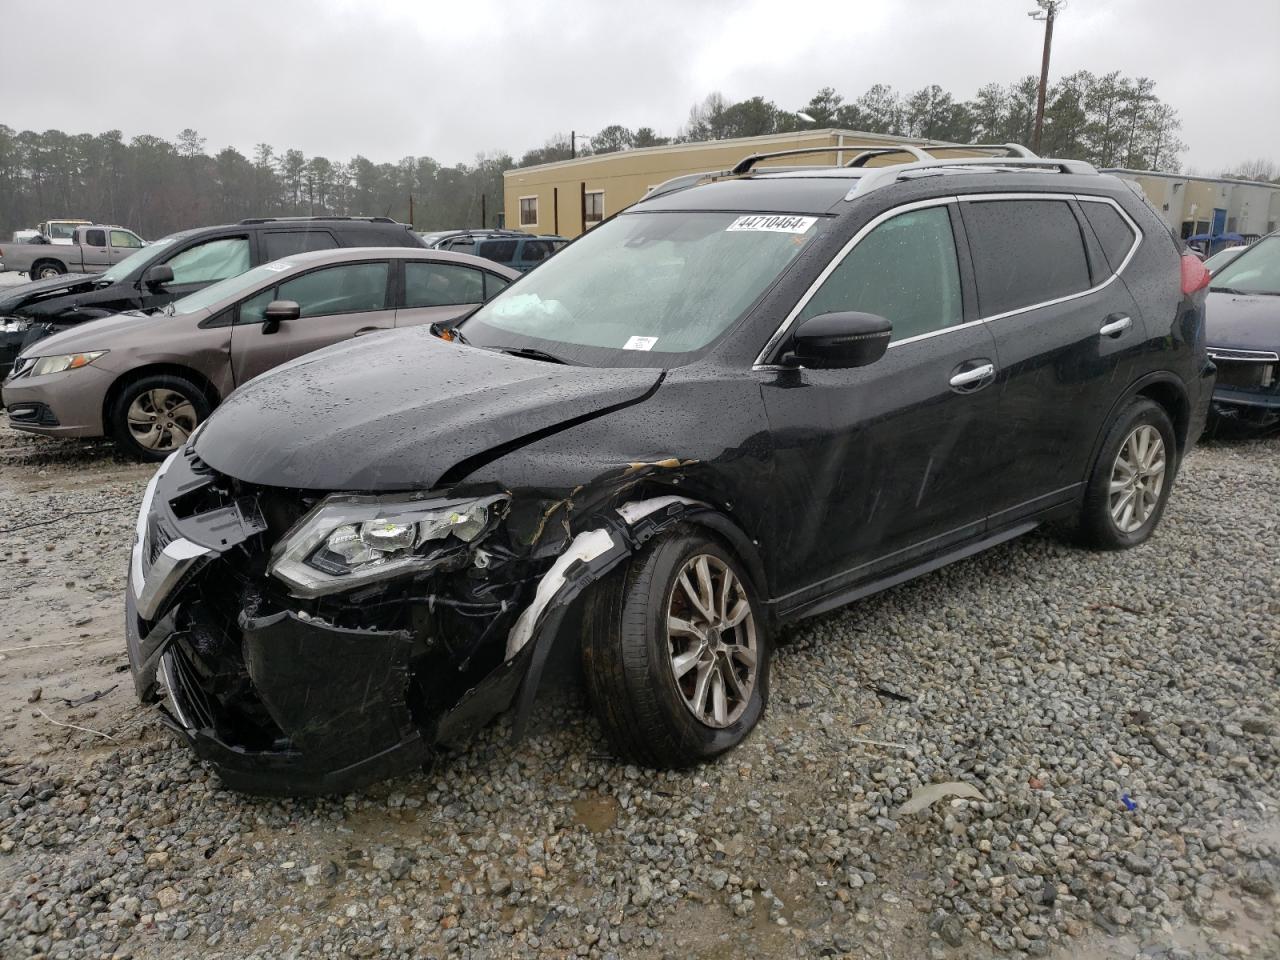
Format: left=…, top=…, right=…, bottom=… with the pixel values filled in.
left=30, top=351, right=108, bottom=377
left=269, top=493, right=507, bottom=597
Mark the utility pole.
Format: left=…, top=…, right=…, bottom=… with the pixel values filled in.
left=570, top=129, right=575, bottom=159
left=1029, top=0, right=1063, bottom=153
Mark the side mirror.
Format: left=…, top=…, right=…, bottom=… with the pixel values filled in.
left=144, top=264, right=174, bottom=288
left=787, top=311, right=893, bottom=369
left=261, top=300, right=300, bottom=335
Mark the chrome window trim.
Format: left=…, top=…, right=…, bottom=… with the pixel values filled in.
left=753, top=191, right=1143, bottom=369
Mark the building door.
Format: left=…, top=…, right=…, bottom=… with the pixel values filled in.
left=1212, top=208, right=1227, bottom=235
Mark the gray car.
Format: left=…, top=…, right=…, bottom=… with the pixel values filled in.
left=2, top=247, right=517, bottom=458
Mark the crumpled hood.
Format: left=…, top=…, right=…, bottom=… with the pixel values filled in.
left=1206, top=292, right=1280, bottom=353
left=0, top=272, right=104, bottom=313
left=194, top=326, right=663, bottom=491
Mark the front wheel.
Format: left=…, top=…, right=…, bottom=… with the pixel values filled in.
left=581, top=526, right=770, bottom=768
left=1078, top=398, right=1178, bottom=549
left=109, top=374, right=211, bottom=461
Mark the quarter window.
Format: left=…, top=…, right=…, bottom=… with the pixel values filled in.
left=519, top=196, right=538, bottom=227
left=962, top=199, right=1091, bottom=316
left=521, top=239, right=556, bottom=263
left=403, top=262, right=484, bottom=307
left=1079, top=201, right=1137, bottom=275
left=797, top=206, right=962, bottom=343
left=584, top=191, right=604, bottom=228
left=166, top=237, right=251, bottom=285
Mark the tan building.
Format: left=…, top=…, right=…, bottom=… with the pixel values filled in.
left=1103, top=168, right=1280, bottom=239
left=504, top=129, right=971, bottom=239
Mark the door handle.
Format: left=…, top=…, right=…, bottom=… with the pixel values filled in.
left=353, top=326, right=390, bottom=337
left=1099, top=314, right=1132, bottom=337
left=949, top=362, right=995, bottom=388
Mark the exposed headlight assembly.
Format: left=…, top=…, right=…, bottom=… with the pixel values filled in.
left=30, top=350, right=107, bottom=376
left=270, top=493, right=507, bottom=598
left=1, top=316, right=30, bottom=335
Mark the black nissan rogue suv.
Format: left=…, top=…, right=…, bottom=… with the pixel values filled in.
left=0, top=216, right=424, bottom=378
left=124, top=146, right=1214, bottom=795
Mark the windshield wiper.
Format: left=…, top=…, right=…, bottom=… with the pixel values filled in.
left=494, top=346, right=571, bottom=365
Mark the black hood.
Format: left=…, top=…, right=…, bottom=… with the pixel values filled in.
left=0, top=272, right=105, bottom=313
left=1206, top=292, right=1280, bottom=353
left=193, top=326, right=664, bottom=491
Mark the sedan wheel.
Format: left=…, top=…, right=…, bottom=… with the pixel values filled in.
left=1108, top=424, right=1166, bottom=533
left=666, top=554, right=758, bottom=728
left=127, top=388, right=198, bottom=453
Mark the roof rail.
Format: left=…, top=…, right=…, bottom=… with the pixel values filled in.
left=238, top=216, right=399, bottom=225
left=729, top=145, right=896, bottom=176
left=844, top=145, right=936, bottom=167
left=846, top=156, right=1098, bottom=199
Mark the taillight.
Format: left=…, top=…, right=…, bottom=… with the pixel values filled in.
left=1181, top=253, right=1210, bottom=296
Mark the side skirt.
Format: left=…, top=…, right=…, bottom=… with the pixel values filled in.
left=777, top=520, right=1040, bottom=623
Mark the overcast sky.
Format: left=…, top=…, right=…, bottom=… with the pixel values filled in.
left=3, top=0, right=1277, bottom=174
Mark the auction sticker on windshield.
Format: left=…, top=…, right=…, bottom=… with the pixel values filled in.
left=623, top=335, right=659, bottom=351
left=726, top=215, right=817, bottom=233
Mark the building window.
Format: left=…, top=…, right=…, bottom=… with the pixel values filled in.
left=519, top=196, right=538, bottom=228
left=584, top=190, right=604, bottom=228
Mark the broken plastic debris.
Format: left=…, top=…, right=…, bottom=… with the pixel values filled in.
left=1121, top=793, right=1138, bottom=811
left=895, top=781, right=985, bottom=817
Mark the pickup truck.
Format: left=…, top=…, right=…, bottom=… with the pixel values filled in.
left=37, top=219, right=92, bottom=244
left=0, top=225, right=146, bottom=280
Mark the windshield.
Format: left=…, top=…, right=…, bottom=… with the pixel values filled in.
left=168, top=261, right=288, bottom=315
left=101, top=236, right=176, bottom=282
left=46, top=221, right=85, bottom=240
left=460, top=211, right=827, bottom=365
left=1210, top=235, right=1280, bottom=295
left=1203, top=245, right=1245, bottom=273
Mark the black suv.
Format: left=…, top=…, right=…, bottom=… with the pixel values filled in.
left=421, top=228, right=567, bottom=272
left=0, top=217, right=424, bottom=377
left=125, top=146, right=1213, bottom=795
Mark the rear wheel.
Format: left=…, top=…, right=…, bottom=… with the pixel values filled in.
left=109, top=374, right=211, bottom=461
left=1078, top=398, right=1177, bottom=549
left=581, top=526, right=770, bottom=768
left=31, top=260, right=66, bottom=280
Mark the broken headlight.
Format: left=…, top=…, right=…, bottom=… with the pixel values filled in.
left=269, top=493, right=507, bottom=598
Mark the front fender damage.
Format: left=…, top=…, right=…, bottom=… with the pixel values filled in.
left=127, top=449, right=732, bottom=794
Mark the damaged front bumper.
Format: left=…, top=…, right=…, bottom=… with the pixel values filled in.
left=124, top=448, right=704, bottom=795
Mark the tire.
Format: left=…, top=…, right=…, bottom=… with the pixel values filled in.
left=31, top=260, right=66, bottom=280
left=581, top=525, right=770, bottom=768
left=109, top=373, right=211, bottom=462
left=1078, top=398, right=1178, bottom=550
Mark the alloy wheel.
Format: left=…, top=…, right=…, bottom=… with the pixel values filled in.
left=1109, top=424, right=1166, bottom=533
left=666, top=554, right=758, bottom=728
left=127, top=388, right=198, bottom=452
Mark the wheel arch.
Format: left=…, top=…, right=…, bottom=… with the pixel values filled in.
left=1087, top=372, right=1191, bottom=480
left=102, top=363, right=223, bottom=438
left=30, top=257, right=67, bottom=275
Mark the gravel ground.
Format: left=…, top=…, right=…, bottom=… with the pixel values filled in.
left=1, top=421, right=1277, bottom=960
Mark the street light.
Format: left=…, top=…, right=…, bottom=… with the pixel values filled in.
left=1028, top=0, right=1064, bottom=153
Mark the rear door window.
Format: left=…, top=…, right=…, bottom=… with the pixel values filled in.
left=962, top=199, right=1091, bottom=316
left=263, top=230, right=339, bottom=261
left=84, top=229, right=106, bottom=247
left=797, top=205, right=963, bottom=343
left=166, top=237, right=251, bottom=284
left=477, top=240, right=518, bottom=263
left=521, top=240, right=556, bottom=263
left=403, top=262, right=484, bottom=307
left=1079, top=201, right=1137, bottom=275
